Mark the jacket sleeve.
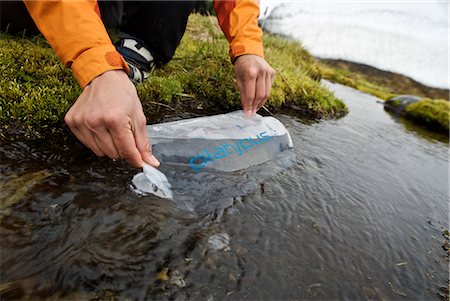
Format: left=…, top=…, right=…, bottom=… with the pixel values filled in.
left=23, top=0, right=129, bottom=88
left=214, top=0, right=264, bottom=63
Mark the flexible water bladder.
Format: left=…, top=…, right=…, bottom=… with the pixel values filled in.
left=147, top=111, right=293, bottom=172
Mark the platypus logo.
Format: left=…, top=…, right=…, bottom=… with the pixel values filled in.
left=189, top=131, right=272, bottom=172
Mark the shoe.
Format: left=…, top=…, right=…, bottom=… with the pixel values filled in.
left=115, top=35, right=155, bottom=83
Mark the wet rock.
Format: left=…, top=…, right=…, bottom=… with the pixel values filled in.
left=0, top=170, right=51, bottom=217
left=306, top=282, right=324, bottom=298
left=207, top=233, right=230, bottom=251
left=437, top=285, right=449, bottom=300
left=169, top=270, right=186, bottom=288
left=442, top=228, right=449, bottom=259
left=384, top=94, right=421, bottom=115
left=361, top=286, right=386, bottom=300
left=48, top=204, right=63, bottom=221
left=204, top=256, right=218, bottom=270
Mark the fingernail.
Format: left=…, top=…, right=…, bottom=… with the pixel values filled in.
left=149, top=155, right=160, bottom=167
left=244, top=109, right=252, bottom=116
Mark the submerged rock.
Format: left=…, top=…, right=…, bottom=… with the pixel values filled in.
left=384, top=94, right=421, bottom=115
left=169, top=270, right=186, bottom=288
left=0, top=170, right=52, bottom=217
left=207, top=233, right=231, bottom=251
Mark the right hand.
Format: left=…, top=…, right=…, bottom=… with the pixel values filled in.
left=64, top=70, right=160, bottom=168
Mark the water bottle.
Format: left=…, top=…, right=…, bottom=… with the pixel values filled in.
left=147, top=111, right=293, bottom=172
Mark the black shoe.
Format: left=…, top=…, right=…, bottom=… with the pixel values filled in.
left=115, top=34, right=155, bottom=83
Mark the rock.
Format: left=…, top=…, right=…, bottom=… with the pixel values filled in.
left=169, top=270, right=186, bottom=288
left=0, top=170, right=52, bottom=217
left=384, top=95, right=421, bottom=115
left=207, top=233, right=231, bottom=251
left=46, top=203, right=64, bottom=223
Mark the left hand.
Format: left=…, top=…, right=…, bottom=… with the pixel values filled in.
left=234, top=54, right=276, bottom=116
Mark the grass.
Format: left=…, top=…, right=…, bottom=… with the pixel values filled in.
left=136, top=15, right=346, bottom=116
left=0, top=14, right=346, bottom=141
left=404, top=98, right=450, bottom=132
left=317, top=62, right=395, bottom=100
left=318, top=60, right=449, bottom=133
left=0, top=35, right=81, bottom=139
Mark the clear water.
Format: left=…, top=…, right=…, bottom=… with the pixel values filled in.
left=1, top=82, right=448, bottom=300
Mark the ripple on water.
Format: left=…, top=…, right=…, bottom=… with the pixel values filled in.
left=1, top=83, right=448, bottom=300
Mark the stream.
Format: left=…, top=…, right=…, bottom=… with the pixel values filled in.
left=1, top=82, right=448, bottom=300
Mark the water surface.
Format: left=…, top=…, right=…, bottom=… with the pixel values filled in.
left=1, top=82, right=448, bottom=300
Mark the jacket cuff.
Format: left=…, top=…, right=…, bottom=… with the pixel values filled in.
left=71, top=44, right=130, bottom=88
left=230, top=41, right=264, bottom=63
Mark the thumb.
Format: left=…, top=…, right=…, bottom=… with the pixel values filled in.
left=134, top=118, right=160, bottom=168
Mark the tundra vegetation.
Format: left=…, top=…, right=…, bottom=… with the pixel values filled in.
left=0, top=14, right=346, bottom=141
left=318, top=60, right=449, bottom=133
left=1, top=14, right=447, bottom=140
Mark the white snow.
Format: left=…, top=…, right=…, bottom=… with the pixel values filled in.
left=262, top=1, right=449, bottom=89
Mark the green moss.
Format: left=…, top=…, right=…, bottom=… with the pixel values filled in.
left=404, top=98, right=450, bottom=132
left=318, top=60, right=450, bottom=133
left=137, top=75, right=184, bottom=103
left=318, top=62, right=396, bottom=100
left=390, top=100, right=402, bottom=107
left=0, top=34, right=80, bottom=139
left=135, top=15, right=346, bottom=117
left=0, top=14, right=347, bottom=140
left=262, top=35, right=346, bottom=116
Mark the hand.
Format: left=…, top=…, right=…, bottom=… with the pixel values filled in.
left=234, top=54, right=276, bottom=116
left=64, top=70, right=160, bottom=168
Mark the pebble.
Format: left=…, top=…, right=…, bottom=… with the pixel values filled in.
left=208, top=233, right=231, bottom=251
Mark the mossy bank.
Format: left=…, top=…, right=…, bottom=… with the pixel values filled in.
left=318, top=59, right=449, bottom=133
left=403, top=98, right=449, bottom=132
left=0, top=14, right=346, bottom=141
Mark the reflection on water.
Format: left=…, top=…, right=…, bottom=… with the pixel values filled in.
left=394, top=114, right=449, bottom=144
left=1, top=82, right=448, bottom=300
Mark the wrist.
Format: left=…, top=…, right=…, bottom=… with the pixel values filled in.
left=89, top=69, right=130, bottom=86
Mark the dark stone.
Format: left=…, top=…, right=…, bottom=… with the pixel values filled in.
left=384, top=94, right=422, bottom=115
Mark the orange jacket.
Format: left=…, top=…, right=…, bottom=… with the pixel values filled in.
left=23, top=0, right=264, bottom=88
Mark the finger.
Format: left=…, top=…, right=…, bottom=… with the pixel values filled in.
left=254, top=74, right=266, bottom=113
left=92, top=129, right=120, bottom=160
left=270, top=69, right=276, bottom=86
left=238, top=77, right=256, bottom=116
left=109, top=125, right=144, bottom=168
left=133, top=115, right=160, bottom=167
left=257, top=72, right=272, bottom=111
left=70, top=126, right=104, bottom=157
